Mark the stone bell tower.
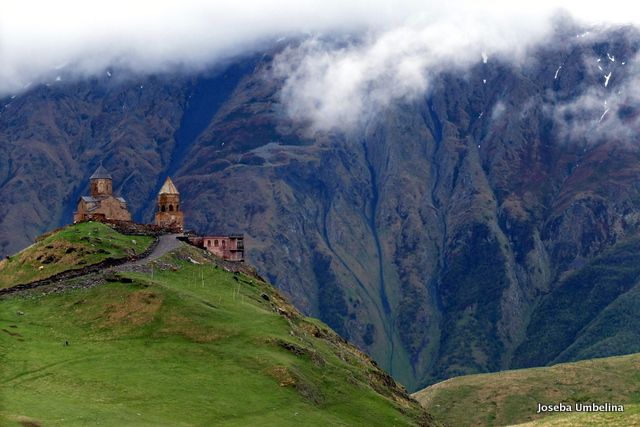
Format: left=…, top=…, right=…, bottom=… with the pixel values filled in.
left=155, top=177, right=184, bottom=232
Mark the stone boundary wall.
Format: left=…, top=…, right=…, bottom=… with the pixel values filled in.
left=99, top=219, right=180, bottom=235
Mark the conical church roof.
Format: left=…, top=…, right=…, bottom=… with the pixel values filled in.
left=90, top=164, right=112, bottom=180
left=159, top=177, right=179, bottom=195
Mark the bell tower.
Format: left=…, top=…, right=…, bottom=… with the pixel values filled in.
left=155, top=177, right=184, bottom=231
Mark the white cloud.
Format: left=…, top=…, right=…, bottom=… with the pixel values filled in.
left=2, top=0, right=640, bottom=129
left=273, top=17, right=554, bottom=131
left=0, top=0, right=422, bottom=94
left=272, top=3, right=640, bottom=132
left=552, top=53, right=640, bottom=145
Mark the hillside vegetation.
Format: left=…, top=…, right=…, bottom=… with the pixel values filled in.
left=0, top=222, right=154, bottom=289
left=413, top=353, right=640, bottom=426
left=516, top=404, right=640, bottom=427
left=0, top=233, right=430, bottom=426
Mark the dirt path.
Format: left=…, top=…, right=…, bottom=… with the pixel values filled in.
left=1, top=234, right=265, bottom=298
left=0, top=234, right=183, bottom=297
left=125, top=234, right=183, bottom=266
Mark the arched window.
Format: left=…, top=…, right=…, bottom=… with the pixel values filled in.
left=161, top=205, right=166, bottom=212
left=207, top=240, right=211, bottom=247
left=222, top=240, right=226, bottom=248
left=169, top=204, right=174, bottom=211
left=214, top=240, right=219, bottom=247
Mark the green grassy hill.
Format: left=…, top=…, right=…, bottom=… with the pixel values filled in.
left=515, top=404, right=640, bottom=426
left=0, top=222, right=154, bottom=289
left=413, top=353, right=640, bottom=426
left=0, top=227, right=430, bottom=426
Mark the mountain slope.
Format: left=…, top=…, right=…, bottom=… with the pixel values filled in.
left=2, top=27, right=640, bottom=390
left=512, top=235, right=640, bottom=368
left=413, top=353, right=640, bottom=426
left=0, top=228, right=430, bottom=426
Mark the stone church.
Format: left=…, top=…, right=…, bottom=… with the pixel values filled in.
left=72, top=165, right=243, bottom=261
left=73, top=165, right=185, bottom=232
left=73, top=165, right=132, bottom=223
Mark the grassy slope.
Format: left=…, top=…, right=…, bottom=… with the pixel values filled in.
left=413, top=353, right=640, bottom=427
left=515, top=404, right=640, bottom=426
left=0, top=222, right=154, bottom=289
left=0, top=245, right=429, bottom=426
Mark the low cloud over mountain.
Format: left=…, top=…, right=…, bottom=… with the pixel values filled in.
left=3, top=0, right=640, bottom=131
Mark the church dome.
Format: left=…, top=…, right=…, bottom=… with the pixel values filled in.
left=90, top=165, right=112, bottom=180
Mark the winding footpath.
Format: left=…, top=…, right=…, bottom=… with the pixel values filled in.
left=0, top=234, right=183, bottom=297
left=125, top=234, right=183, bottom=266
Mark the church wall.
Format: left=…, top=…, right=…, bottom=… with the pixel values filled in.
left=98, top=198, right=132, bottom=221
left=91, top=179, right=112, bottom=196
left=155, top=211, right=184, bottom=231
left=74, top=197, right=131, bottom=223
left=73, top=201, right=89, bottom=223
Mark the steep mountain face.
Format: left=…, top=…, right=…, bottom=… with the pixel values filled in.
left=2, top=27, right=640, bottom=391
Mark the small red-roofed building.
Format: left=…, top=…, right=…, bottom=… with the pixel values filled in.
left=190, top=235, right=245, bottom=262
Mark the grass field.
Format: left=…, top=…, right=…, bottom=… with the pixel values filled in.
left=0, top=244, right=428, bottom=426
left=513, top=403, right=640, bottom=426
left=414, top=353, right=640, bottom=426
left=0, top=222, right=154, bottom=289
